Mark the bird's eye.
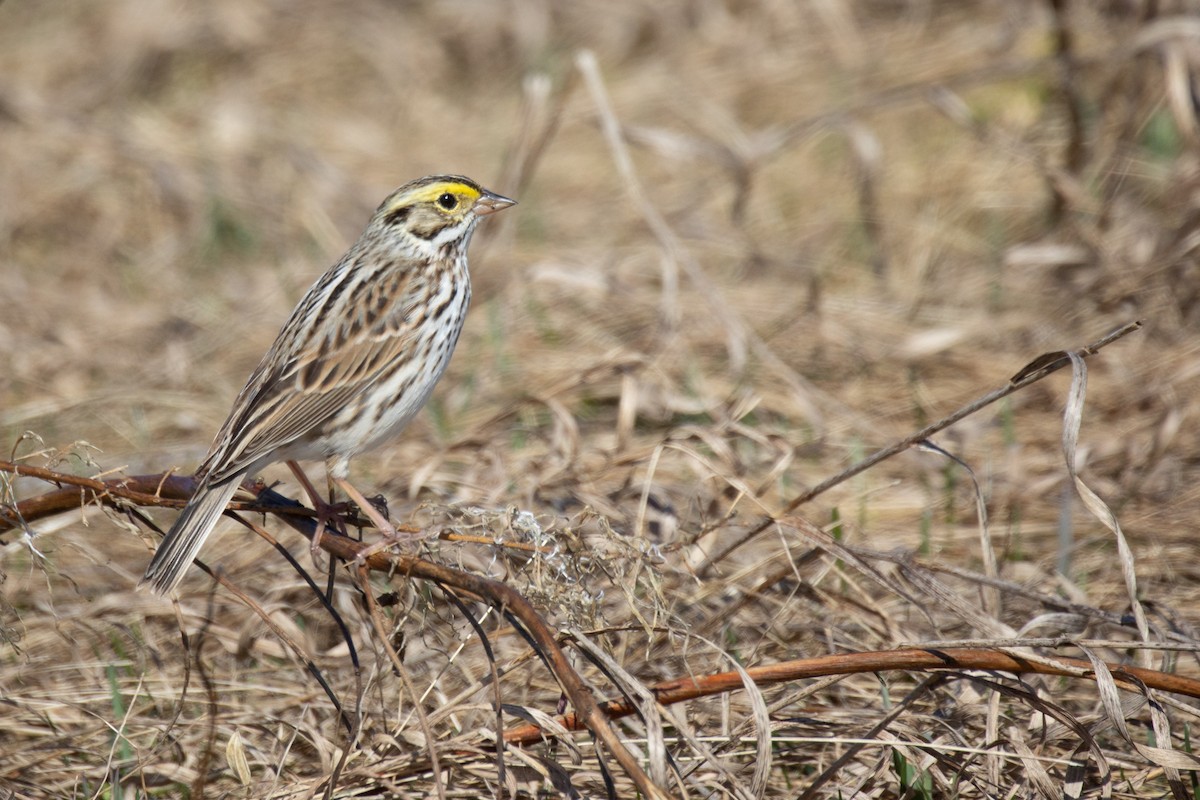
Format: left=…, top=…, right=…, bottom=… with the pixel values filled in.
left=437, top=192, right=458, bottom=211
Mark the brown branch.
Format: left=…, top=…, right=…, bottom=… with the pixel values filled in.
left=0, top=463, right=195, bottom=526
left=0, top=464, right=358, bottom=533
left=253, top=489, right=671, bottom=799
left=501, top=645, right=1200, bottom=747
left=0, top=465, right=552, bottom=555
left=1, top=462, right=673, bottom=796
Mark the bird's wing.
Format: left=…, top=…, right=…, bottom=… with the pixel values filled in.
left=198, top=263, right=429, bottom=484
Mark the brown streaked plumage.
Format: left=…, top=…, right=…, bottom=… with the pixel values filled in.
left=141, top=175, right=515, bottom=594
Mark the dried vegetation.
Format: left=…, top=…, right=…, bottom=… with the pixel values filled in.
left=4, top=0, right=1200, bottom=797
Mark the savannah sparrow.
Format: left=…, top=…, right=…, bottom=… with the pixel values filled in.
left=141, top=175, right=515, bottom=594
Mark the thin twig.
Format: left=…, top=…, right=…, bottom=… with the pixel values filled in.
left=696, top=320, right=1142, bottom=575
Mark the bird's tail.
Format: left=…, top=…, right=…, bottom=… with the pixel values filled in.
left=139, top=476, right=243, bottom=594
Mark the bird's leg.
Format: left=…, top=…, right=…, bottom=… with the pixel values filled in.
left=287, top=460, right=349, bottom=566
left=331, top=477, right=415, bottom=567
left=288, top=460, right=323, bottom=508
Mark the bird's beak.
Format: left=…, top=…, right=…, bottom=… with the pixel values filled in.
left=473, top=190, right=517, bottom=216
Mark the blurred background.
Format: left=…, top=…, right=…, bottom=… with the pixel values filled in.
left=3, top=0, right=1200, bottom=796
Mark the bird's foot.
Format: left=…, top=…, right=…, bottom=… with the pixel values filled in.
left=331, top=477, right=415, bottom=569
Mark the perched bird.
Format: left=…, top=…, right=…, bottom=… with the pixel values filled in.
left=141, top=175, right=515, bottom=594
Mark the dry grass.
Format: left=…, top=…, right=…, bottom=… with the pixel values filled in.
left=4, top=0, right=1200, bottom=797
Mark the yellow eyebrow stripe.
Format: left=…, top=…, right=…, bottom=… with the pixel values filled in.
left=402, top=182, right=482, bottom=207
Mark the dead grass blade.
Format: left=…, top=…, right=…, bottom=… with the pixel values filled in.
left=1061, top=352, right=1152, bottom=655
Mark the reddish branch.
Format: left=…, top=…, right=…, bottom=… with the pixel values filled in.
left=502, top=646, right=1200, bottom=746
left=0, top=462, right=361, bottom=532
left=0, top=462, right=195, bottom=528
